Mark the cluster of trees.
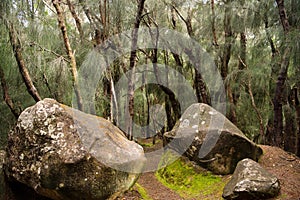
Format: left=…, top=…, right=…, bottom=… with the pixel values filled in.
left=0, top=0, right=299, bottom=156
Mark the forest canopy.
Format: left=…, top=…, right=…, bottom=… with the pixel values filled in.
left=0, top=0, right=299, bottom=156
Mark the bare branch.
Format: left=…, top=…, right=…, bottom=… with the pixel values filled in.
left=66, top=0, right=84, bottom=40
left=42, top=0, right=56, bottom=13
left=29, top=41, right=70, bottom=63
left=0, top=64, right=21, bottom=118
left=52, top=0, right=82, bottom=109
left=6, top=20, right=42, bottom=102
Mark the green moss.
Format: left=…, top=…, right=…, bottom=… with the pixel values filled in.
left=137, top=139, right=161, bottom=148
left=156, top=151, right=228, bottom=199
left=135, top=183, right=153, bottom=200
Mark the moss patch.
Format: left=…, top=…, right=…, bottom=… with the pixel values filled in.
left=156, top=152, right=229, bottom=199
left=137, top=138, right=161, bottom=148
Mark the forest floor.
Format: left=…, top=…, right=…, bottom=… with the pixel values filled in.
left=118, top=140, right=300, bottom=200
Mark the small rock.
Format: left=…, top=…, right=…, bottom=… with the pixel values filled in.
left=222, top=158, right=280, bottom=200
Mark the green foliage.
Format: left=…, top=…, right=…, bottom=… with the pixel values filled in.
left=156, top=152, right=227, bottom=199
left=135, top=183, right=153, bottom=200
left=0, top=0, right=299, bottom=151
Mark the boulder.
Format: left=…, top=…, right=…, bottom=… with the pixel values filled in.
left=164, top=103, right=262, bottom=174
left=4, top=98, right=145, bottom=200
left=222, top=158, right=280, bottom=199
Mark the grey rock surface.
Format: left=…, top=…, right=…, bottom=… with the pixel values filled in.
left=4, top=98, right=145, bottom=200
left=222, top=158, right=280, bottom=200
left=164, top=103, right=262, bottom=174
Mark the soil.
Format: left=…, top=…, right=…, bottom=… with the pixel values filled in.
left=259, top=145, right=300, bottom=200
left=138, top=172, right=184, bottom=200
left=118, top=141, right=300, bottom=200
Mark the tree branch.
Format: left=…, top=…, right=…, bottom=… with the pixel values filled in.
left=29, top=41, right=70, bottom=63
left=66, top=0, right=84, bottom=41
left=0, top=64, right=20, bottom=118
left=6, top=21, right=42, bottom=102
left=52, top=0, right=82, bottom=109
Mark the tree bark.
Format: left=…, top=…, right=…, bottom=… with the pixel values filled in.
left=221, top=0, right=236, bottom=124
left=238, top=32, right=246, bottom=71
left=264, top=8, right=279, bottom=145
left=126, top=0, right=146, bottom=140
left=7, top=21, right=41, bottom=102
left=276, top=0, right=290, bottom=34
left=66, top=0, right=84, bottom=41
left=272, top=0, right=291, bottom=147
left=210, top=0, right=218, bottom=46
left=171, top=5, right=209, bottom=104
left=294, top=88, right=300, bottom=156
left=52, top=0, right=82, bottom=110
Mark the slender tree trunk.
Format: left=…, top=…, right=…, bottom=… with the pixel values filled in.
left=238, top=32, right=246, bottom=71
left=110, top=74, right=118, bottom=124
left=7, top=21, right=41, bottom=102
left=294, top=88, right=300, bottom=156
left=221, top=0, right=236, bottom=124
left=66, top=0, right=84, bottom=41
left=210, top=0, right=218, bottom=46
left=283, top=88, right=297, bottom=153
left=272, top=0, right=291, bottom=147
left=126, top=0, right=146, bottom=140
left=171, top=5, right=209, bottom=104
left=52, top=0, right=82, bottom=109
left=0, top=64, right=20, bottom=118
left=220, top=1, right=232, bottom=81
left=247, top=78, right=265, bottom=143
left=272, top=46, right=290, bottom=147
left=264, top=9, right=280, bottom=145
left=99, top=0, right=108, bottom=39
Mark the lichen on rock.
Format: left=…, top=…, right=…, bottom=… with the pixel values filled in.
left=164, top=103, right=262, bottom=175
left=4, top=98, right=145, bottom=200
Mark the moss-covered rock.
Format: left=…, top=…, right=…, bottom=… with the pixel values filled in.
left=4, top=98, right=145, bottom=200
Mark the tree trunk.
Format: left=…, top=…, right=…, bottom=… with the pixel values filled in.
left=294, top=88, right=300, bottom=156
left=7, top=21, right=41, bottom=102
left=126, top=0, right=146, bottom=140
left=171, top=5, right=209, bottom=104
left=221, top=0, right=236, bottom=124
left=52, top=0, right=82, bottom=109
left=66, top=0, right=84, bottom=41
left=272, top=0, right=291, bottom=147
left=264, top=9, right=280, bottom=145
left=283, top=88, right=297, bottom=153
left=210, top=0, right=218, bottom=46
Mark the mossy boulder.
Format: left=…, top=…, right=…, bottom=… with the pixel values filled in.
left=4, top=98, right=145, bottom=200
left=164, top=103, right=262, bottom=175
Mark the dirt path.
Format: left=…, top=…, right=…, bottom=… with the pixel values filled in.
left=136, top=139, right=183, bottom=200
left=259, top=145, right=300, bottom=200
left=137, top=172, right=183, bottom=200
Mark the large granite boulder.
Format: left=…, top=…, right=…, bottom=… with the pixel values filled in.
left=222, top=158, right=280, bottom=199
left=4, top=98, right=145, bottom=200
left=164, top=103, right=262, bottom=174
